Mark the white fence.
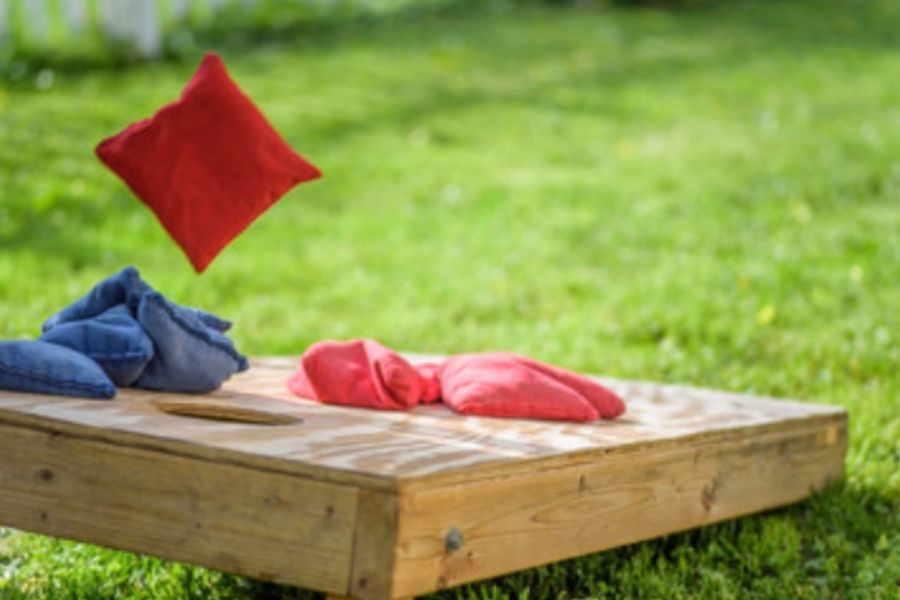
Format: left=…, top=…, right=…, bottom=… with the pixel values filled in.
left=0, top=0, right=359, bottom=59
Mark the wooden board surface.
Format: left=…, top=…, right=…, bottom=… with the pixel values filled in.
left=0, top=357, right=844, bottom=491
left=0, top=357, right=847, bottom=599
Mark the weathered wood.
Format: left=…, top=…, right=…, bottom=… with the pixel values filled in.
left=390, top=417, right=846, bottom=597
left=0, top=358, right=845, bottom=490
left=0, top=357, right=848, bottom=600
left=349, top=490, right=400, bottom=600
left=0, top=422, right=358, bottom=595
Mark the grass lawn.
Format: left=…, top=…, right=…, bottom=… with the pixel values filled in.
left=0, top=0, right=898, bottom=597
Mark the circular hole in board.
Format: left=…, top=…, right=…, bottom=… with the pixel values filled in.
left=152, top=399, right=303, bottom=426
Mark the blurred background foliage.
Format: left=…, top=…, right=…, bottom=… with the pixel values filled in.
left=0, top=1, right=717, bottom=83
left=0, top=0, right=475, bottom=79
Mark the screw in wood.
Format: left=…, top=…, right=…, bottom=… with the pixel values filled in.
left=445, top=527, right=464, bottom=553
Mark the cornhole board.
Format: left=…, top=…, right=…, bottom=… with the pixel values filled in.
left=0, top=357, right=847, bottom=600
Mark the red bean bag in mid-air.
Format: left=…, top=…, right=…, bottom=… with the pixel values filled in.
left=96, top=52, right=321, bottom=273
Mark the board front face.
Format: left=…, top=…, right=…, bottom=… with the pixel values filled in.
left=0, top=421, right=360, bottom=595
left=0, top=357, right=845, bottom=488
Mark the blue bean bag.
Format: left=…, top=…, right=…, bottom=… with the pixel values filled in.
left=0, top=340, right=116, bottom=399
left=41, top=267, right=247, bottom=393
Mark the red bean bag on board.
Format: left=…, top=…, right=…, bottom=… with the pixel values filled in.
left=437, top=352, right=625, bottom=422
left=287, top=339, right=625, bottom=422
left=287, top=339, right=425, bottom=411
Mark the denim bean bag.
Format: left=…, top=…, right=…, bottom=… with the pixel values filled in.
left=0, top=340, right=116, bottom=399
left=42, top=267, right=247, bottom=393
left=134, top=292, right=249, bottom=393
left=40, top=304, right=154, bottom=387
left=42, top=266, right=231, bottom=335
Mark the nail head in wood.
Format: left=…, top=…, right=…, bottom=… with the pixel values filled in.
left=445, top=527, right=464, bottom=553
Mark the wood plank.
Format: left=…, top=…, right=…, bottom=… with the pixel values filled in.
left=0, top=358, right=849, bottom=598
left=390, top=415, right=846, bottom=598
left=348, top=490, right=400, bottom=600
left=0, top=386, right=398, bottom=491
left=0, top=360, right=846, bottom=492
left=0, top=422, right=358, bottom=595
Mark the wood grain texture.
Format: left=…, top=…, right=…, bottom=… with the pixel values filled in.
left=348, top=490, right=400, bottom=600
left=0, top=358, right=846, bottom=491
left=0, top=422, right=358, bottom=594
left=390, top=416, right=847, bottom=598
left=0, top=357, right=848, bottom=599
